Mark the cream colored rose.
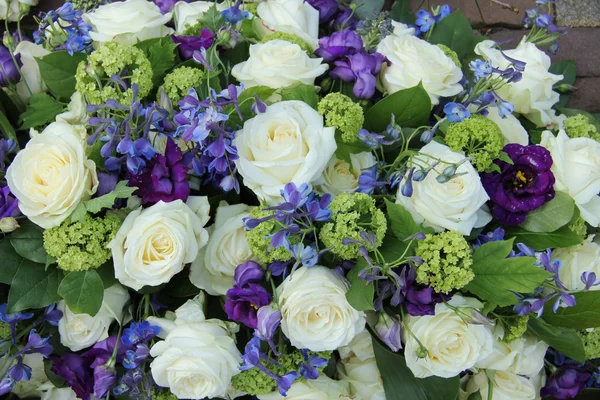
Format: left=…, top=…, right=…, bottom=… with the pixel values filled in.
left=376, top=34, right=463, bottom=105
left=256, top=0, right=320, bottom=50
left=464, top=371, right=539, bottom=400
left=258, top=375, right=352, bottom=400
left=13, top=41, right=50, bottom=102
left=108, top=197, right=210, bottom=290
left=83, top=0, right=173, bottom=46
left=56, top=91, right=89, bottom=127
left=190, top=202, right=252, bottom=296
left=314, top=152, right=376, bottom=196
left=486, top=106, right=529, bottom=145
left=277, top=266, right=366, bottom=351
left=7, top=122, right=98, bottom=229
left=405, top=296, right=494, bottom=378
left=232, top=40, right=328, bottom=89
left=395, top=141, right=491, bottom=235
left=0, top=0, right=38, bottom=22
left=233, top=100, right=336, bottom=205
left=57, top=284, right=130, bottom=351
left=173, top=1, right=226, bottom=34
left=555, top=238, right=600, bottom=291
left=540, top=130, right=600, bottom=227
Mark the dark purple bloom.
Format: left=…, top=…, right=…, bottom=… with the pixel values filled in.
left=482, top=144, right=555, bottom=225
left=306, top=0, right=339, bottom=23
left=315, top=29, right=363, bottom=62
left=0, top=185, right=19, bottom=219
left=234, top=261, right=265, bottom=287
left=41, top=304, right=63, bottom=326
left=255, top=305, right=281, bottom=354
left=127, top=138, right=191, bottom=205
left=154, top=0, right=182, bottom=13
left=93, top=364, right=117, bottom=399
left=22, top=330, right=53, bottom=357
left=0, top=46, right=21, bottom=87
left=299, top=349, right=328, bottom=380
left=331, top=51, right=386, bottom=99
left=330, top=7, right=358, bottom=30
left=173, top=29, right=214, bottom=60
left=0, top=304, right=33, bottom=325
left=50, top=354, right=93, bottom=400
left=225, top=284, right=272, bottom=329
left=121, top=321, right=160, bottom=347
left=541, top=366, right=591, bottom=399
left=96, top=172, right=118, bottom=197
left=0, top=376, right=14, bottom=395
left=8, top=358, right=31, bottom=381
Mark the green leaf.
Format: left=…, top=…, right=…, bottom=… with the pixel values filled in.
left=527, top=317, right=586, bottom=363
left=364, top=83, right=431, bottom=133
left=44, top=359, right=67, bottom=389
left=385, top=200, right=434, bottom=256
left=429, top=11, right=474, bottom=59
left=345, top=262, right=375, bottom=311
left=19, top=93, right=65, bottom=130
left=225, top=86, right=276, bottom=128
left=550, top=60, right=576, bottom=86
left=504, top=225, right=584, bottom=251
left=519, top=192, right=575, bottom=233
left=202, top=4, right=226, bottom=33
left=70, top=202, right=87, bottom=224
left=556, top=107, right=600, bottom=132
left=36, top=51, right=87, bottom=100
left=351, top=0, right=385, bottom=19
left=0, top=110, right=18, bottom=146
left=335, top=133, right=371, bottom=164
left=135, top=37, right=178, bottom=87
left=465, top=239, right=552, bottom=306
left=8, top=265, right=64, bottom=312
left=543, top=291, right=600, bottom=330
left=95, top=261, right=118, bottom=289
left=0, top=239, right=26, bottom=284
left=391, top=0, right=415, bottom=25
left=9, top=220, right=48, bottom=264
left=58, top=270, right=104, bottom=316
left=165, top=267, right=201, bottom=298
left=498, top=151, right=513, bottom=165
left=280, top=84, right=319, bottom=110
left=371, top=329, right=460, bottom=400
left=84, top=180, right=137, bottom=214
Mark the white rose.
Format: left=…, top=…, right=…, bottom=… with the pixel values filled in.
left=190, top=202, right=252, bottom=295
left=56, top=91, right=90, bottom=127
left=405, top=296, right=494, bottom=378
left=540, top=130, right=600, bottom=226
left=256, top=0, right=320, bottom=50
left=11, top=353, right=46, bottom=399
left=57, top=283, right=130, bottom=351
left=475, top=39, right=562, bottom=127
left=395, top=141, right=491, bottom=235
left=376, top=34, right=463, bottom=105
left=13, top=41, right=50, bottom=102
left=486, top=106, right=529, bottom=145
left=277, top=266, right=365, bottom=351
left=0, top=0, right=38, bottom=22
left=150, top=321, right=241, bottom=399
left=555, top=238, right=600, bottom=291
left=173, top=1, right=226, bottom=34
left=40, top=385, right=78, bottom=400
left=464, top=371, right=539, bottom=400
left=391, top=21, right=415, bottom=37
left=258, top=375, right=351, bottom=400
left=108, top=197, right=210, bottom=290
left=232, top=40, right=328, bottom=89
left=7, top=122, right=98, bottom=229
left=314, top=152, right=376, bottom=196
left=233, top=100, right=336, bottom=205
left=82, top=0, right=173, bottom=46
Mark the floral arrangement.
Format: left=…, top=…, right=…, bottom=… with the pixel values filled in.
left=0, top=0, right=599, bottom=399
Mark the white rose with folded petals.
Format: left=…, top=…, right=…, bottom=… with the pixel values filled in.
left=376, top=34, right=463, bottom=105
left=486, top=106, right=529, bottom=145
left=314, top=152, right=376, bottom=196
left=233, top=100, right=336, bottom=205
left=13, top=41, right=50, bottom=102
left=258, top=375, right=351, bottom=400
left=83, top=0, right=173, bottom=46
left=190, top=202, right=252, bottom=295
left=540, top=130, right=600, bottom=227
left=56, top=92, right=89, bottom=127
left=277, top=266, right=365, bottom=351
left=405, top=296, right=494, bottom=378
left=108, top=197, right=210, bottom=290
left=395, top=141, right=491, bottom=235
left=40, top=385, right=78, bottom=400
left=555, top=238, right=600, bottom=291
left=149, top=321, right=241, bottom=399
left=173, top=1, right=226, bottom=34
left=7, top=122, right=98, bottom=229
left=256, top=0, right=320, bottom=50
left=58, top=284, right=130, bottom=351
left=232, top=40, right=328, bottom=89
left=464, top=370, right=539, bottom=400
left=475, top=39, right=562, bottom=127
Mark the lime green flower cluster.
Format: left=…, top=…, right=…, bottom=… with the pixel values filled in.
left=231, top=350, right=331, bottom=395
left=437, top=44, right=461, bottom=68
left=261, top=32, right=313, bottom=54
left=318, top=93, right=365, bottom=144
left=445, top=114, right=505, bottom=172
left=578, top=329, right=600, bottom=360
left=503, top=315, right=529, bottom=343
left=151, top=389, right=178, bottom=400
left=320, top=193, right=387, bottom=260
left=75, top=41, right=153, bottom=106
left=414, top=231, right=474, bottom=294
left=569, top=216, right=588, bottom=239
left=246, top=208, right=295, bottom=264
left=563, top=114, right=600, bottom=142
left=44, top=213, right=122, bottom=272
left=72, top=0, right=105, bottom=11
left=163, top=66, right=204, bottom=103
left=0, top=322, right=10, bottom=340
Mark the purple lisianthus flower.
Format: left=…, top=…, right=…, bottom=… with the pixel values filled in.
left=0, top=45, right=21, bottom=87
left=315, top=29, right=363, bottom=62
left=172, top=29, right=214, bottom=60
left=127, top=138, right=191, bottom=205
left=154, top=0, right=182, bottom=13
left=375, top=312, right=402, bottom=352
left=0, top=185, right=19, bottom=219
left=225, top=284, right=272, bottom=329
left=482, top=144, right=555, bottom=225
left=50, top=354, right=93, bottom=400
left=306, top=0, right=339, bottom=23
left=541, top=366, right=591, bottom=399
left=330, top=51, right=386, bottom=99
left=234, top=260, right=265, bottom=287
left=96, top=172, right=118, bottom=197
left=330, top=7, right=358, bottom=30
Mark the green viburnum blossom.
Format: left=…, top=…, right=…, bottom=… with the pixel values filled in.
left=320, top=193, right=387, bottom=260
left=437, top=44, right=461, bottom=68
left=43, top=213, right=122, bottom=272
left=152, top=389, right=178, bottom=400
left=72, top=0, right=107, bottom=11
left=0, top=322, right=10, bottom=340
left=578, top=329, right=600, bottom=360
left=261, top=32, right=314, bottom=54
left=569, top=216, right=588, bottom=239
left=231, top=350, right=331, bottom=395
left=75, top=41, right=153, bottom=106
left=246, top=208, right=295, bottom=264
left=445, top=114, right=504, bottom=172
left=563, top=114, right=600, bottom=142
left=318, top=93, right=365, bottom=144
left=183, top=20, right=203, bottom=36
left=503, top=315, right=529, bottom=343
left=163, top=66, right=204, bottom=103
left=414, top=231, right=474, bottom=294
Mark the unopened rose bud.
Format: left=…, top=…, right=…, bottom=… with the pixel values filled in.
left=0, top=217, right=18, bottom=233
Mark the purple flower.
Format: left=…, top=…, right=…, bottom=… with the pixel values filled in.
left=50, top=354, right=93, bottom=400
left=234, top=261, right=265, bottom=287
left=482, top=144, right=556, bottom=225
left=330, top=51, right=386, bottom=99
left=0, top=46, right=20, bottom=87
left=375, top=312, right=402, bottom=352
left=416, top=10, right=435, bottom=33
left=255, top=305, right=281, bottom=354
left=121, top=321, right=160, bottom=347
left=172, top=29, right=214, bottom=60
left=330, top=7, right=357, bottom=30
left=154, top=0, right=182, bottom=13
left=92, top=364, right=116, bottom=399
left=225, top=284, right=272, bottom=329
left=0, top=185, right=19, bottom=219
left=315, top=29, right=364, bottom=62
left=306, top=0, right=339, bottom=23
left=541, top=366, right=591, bottom=399
left=127, top=138, right=191, bottom=205
left=96, top=172, right=118, bottom=198
left=299, top=349, right=328, bottom=380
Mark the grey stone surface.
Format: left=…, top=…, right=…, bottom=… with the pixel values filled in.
left=567, top=77, right=600, bottom=112
left=409, top=0, right=531, bottom=27
left=556, top=0, right=600, bottom=27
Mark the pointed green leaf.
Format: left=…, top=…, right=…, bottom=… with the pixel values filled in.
left=8, top=265, right=64, bottom=312
left=504, top=225, right=583, bottom=251
left=0, top=239, right=26, bottom=284
left=36, top=51, right=87, bottom=100
left=19, top=93, right=65, bottom=130
left=9, top=220, right=48, bottom=264
left=429, top=11, right=474, bottom=59
left=519, top=192, right=575, bottom=233
left=84, top=180, right=137, bottom=214
left=58, top=270, right=104, bottom=316
left=528, top=317, right=586, bottom=363
left=345, top=261, right=375, bottom=311
left=543, top=291, right=600, bottom=330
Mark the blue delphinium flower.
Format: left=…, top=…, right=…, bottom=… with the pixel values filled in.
left=415, top=10, right=435, bottom=33
left=444, top=102, right=471, bottom=123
